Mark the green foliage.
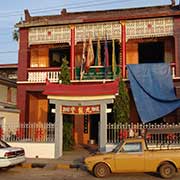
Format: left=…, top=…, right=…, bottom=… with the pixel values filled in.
left=12, top=29, right=19, bottom=42
left=59, top=57, right=71, bottom=84
left=113, top=78, right=130, bottom=123
left=63, top=120, right=74, bottom=151
left=60, top=60, right=73, bottom=150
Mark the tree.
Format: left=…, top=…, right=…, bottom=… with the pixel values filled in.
left=59, top=57, right=71, bottom=84
left=59, top=57, right=73, bottom=150
left=12, top=29, right=19, bottom=42
left=113, top=78, right=130, bottom=123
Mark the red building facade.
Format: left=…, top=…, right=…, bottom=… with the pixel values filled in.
left=16, top=4, right=180, bottom=150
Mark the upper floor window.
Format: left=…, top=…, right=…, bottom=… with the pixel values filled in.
left=49, top=44, right=70, bottom=67
left=138, top=42, right=164, bottom=63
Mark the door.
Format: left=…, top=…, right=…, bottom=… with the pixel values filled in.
left=114, top=142, right=144, bottom=172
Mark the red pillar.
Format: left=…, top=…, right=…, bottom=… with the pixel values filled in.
left=121, top=21, right=126, bottom=78
left=17, top=85, right=28, bottom=124
left=174, top=17, right=180, bottom=77
left=70, top=25, right=75, bottom=80
left=18, top=28, right=29, bottom=81
left=17, top=28, right=29, bottom=124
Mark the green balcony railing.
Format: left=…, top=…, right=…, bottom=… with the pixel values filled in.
left=75, top=66, right=120, bottom=80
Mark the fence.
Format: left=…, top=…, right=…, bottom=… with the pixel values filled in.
left=0, top=123, right=55, bottom=143
left=107, top=123, right=180, bottom=145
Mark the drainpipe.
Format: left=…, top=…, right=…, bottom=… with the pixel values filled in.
left=121, top=21, right=126, bottom=78
left=70, top=25, right=75, bottom=80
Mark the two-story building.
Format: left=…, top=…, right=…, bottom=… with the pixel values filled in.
left=0, top=75, right=19, bottom=138
left=16, top=3, right=180, bottom=157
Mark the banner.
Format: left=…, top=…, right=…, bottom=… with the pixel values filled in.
left=86, top=35, right=94, bottom=71
left=62, top=105, right=100, bottom=115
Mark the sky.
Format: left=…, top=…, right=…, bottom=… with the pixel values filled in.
left=0, top=0, right=173, bottom=64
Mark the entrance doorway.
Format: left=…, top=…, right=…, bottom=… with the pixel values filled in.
left=90, top=114, right=100, bottom=144
left=138, top=42, right=164, bottom=63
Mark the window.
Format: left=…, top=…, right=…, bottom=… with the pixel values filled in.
left=138, top=42, right=164, bottom=63
left=122, top=142, right=142, bottom=153
left=49, top=45, right=70, bottom=67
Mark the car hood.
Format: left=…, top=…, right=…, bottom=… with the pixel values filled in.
left=85, top=152, right=114, bottom=162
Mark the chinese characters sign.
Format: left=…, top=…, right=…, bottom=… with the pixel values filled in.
left=62, top=105, right=100, bottom=115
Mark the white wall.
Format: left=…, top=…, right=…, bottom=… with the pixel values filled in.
left=9, top=142, right=55, bottom=159
left=0, top=111, right=19, bottom=136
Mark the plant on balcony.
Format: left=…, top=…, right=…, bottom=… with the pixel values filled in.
left=59, top=57, right=71, bottom=84
left=113, top=78, right=130, bottom=123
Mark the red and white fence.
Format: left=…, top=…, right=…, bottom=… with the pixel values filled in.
left=0, top=123, right=55, bottom=143
left=107, top=123, right=180, bottom=145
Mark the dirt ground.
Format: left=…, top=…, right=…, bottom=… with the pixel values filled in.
left=0, top=167, right=180, bottom=180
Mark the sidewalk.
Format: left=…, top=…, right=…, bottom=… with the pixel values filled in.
left=20, top=147, right=96, bottom=170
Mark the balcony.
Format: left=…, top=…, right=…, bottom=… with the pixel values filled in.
left=28, top=67, right=60, bottom=83
left=27, top=66, right=120, bottom=83
left=27, top=63, right=177, bottom=83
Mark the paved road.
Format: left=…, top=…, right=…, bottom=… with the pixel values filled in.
left=0, top=167, right=180, bottom=180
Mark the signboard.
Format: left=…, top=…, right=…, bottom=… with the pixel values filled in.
left=62, top=105, right=100, bottom=115
left=84, top=115, right=88, bottom=134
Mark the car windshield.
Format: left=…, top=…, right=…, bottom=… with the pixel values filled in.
left=112, top=140, right=124, bottom=153
left=0, top=139, right=11, bottom=148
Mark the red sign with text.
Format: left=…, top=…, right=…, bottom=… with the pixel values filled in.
left=62, top=105, right=100, bottom=115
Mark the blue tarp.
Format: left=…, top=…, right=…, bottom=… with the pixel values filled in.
left=127, top=63, right=180, bottom=123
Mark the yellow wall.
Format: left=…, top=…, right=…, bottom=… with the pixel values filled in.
left=126, top=37, right=174, bottom=64
left=0, top=84, right=8, bottom=103
left=164, top=38, right=174, bottom=63
left=0, top=85, right=16, bottom=105
left=29, top=94, right=48, bottom=123
left=126, top=41, right=138, bottom=64
left=30, top=46, right=49, bottom=67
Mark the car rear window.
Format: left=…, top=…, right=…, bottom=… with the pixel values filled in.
left=0, top=140, right=11, bottom=148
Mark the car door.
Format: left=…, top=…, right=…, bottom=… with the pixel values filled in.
left=114, top=142, right=145, bottom=172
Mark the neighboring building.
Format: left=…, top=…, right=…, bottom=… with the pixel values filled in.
left=0, top=64, right=18, bottom=82
left=16, top=3, right=180, bottom=157
left=0, top=76, right=20, bottom=138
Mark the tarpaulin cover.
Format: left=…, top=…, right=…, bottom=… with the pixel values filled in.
left=127, top=63, right=180, bottom=123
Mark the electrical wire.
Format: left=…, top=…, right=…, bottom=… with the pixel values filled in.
left=0, top=0, right=162, bottom=17
left=0, top=0, right=170, bottom=56
left=0, top=51, right=17, bottom=54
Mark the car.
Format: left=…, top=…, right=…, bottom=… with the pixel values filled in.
left=84, top=138, right=180, bottom=179
left=0, top=139, right=25, bottom=168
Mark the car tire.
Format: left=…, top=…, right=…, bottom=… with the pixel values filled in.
left=93, top=163, right=110, bottom=178
left=159, top=163, right=176, bottom=179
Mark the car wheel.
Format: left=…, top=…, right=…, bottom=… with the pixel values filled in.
left=93, top=163, right=110, bottom=178
left=159, top=163, right=176, bottom=179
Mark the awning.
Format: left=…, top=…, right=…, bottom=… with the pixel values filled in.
left=43, top=79, right=119, bottom=96
left=127, top=63, right=180, bottom=123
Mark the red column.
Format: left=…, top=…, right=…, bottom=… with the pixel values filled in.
left=17, top=28, right=29, bottom=124
left=18, top=28, right=29, bottom=81
left=121, top=21, right=126, bottom=78
left=17, top=85, right=27, bottom=124
left=70, top=25, right=75, bottom=80
left=174, top=18, right=180, bottom=77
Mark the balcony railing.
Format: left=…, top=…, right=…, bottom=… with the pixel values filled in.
left=28, top=67, right=60, bottom=83
left=27, top=63, right=177, bottom=83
